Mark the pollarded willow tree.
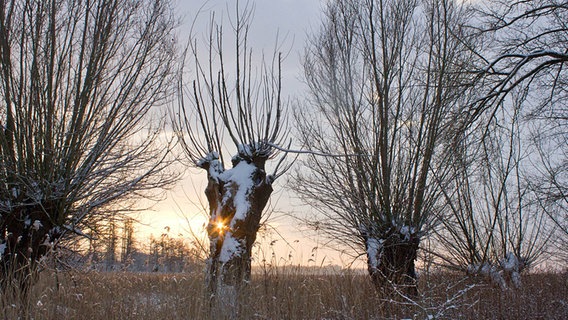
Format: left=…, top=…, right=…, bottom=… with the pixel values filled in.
left=435, top=89, right=552, bottom=289
left=0, top=0, right=178, bottom=296
left=470, top=0, right=568, bottom=265
left=294, top=0, right=478, bottom=294
left=173, top=5, right=289, bottom=310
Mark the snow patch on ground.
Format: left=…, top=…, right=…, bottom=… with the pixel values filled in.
left=215, top=283, right=238, bottom=313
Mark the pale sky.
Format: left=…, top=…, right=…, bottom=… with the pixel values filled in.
left=176, top=0, right=325, bottom=94
left=136, top=0, right=359, bottom=268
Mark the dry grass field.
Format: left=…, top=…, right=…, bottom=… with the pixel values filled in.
left=1, top=268, right=567, bottom=319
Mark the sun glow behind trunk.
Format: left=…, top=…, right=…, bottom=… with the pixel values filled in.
left=215, top=220, right=229, bottom=235
left=128, top=173, right=356, bottom=268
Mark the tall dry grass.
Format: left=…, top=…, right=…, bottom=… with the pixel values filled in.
left=1, top=267, right=567, bottom=319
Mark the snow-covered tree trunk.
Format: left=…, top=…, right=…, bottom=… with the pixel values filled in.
left=466, top=253, right=526, bottom=290
left=199, top=151, right=273, bottom=313
left=365, top=227, right=420, bottom=295
left=173, top=5, right=289, bottom=316
left=294, top=0, right=478, bottom=298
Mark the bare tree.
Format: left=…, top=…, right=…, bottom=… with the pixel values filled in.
left=294, top=0, right=478, bottom=294
left=471, top=0, right=568, bottom=117
left=148, top=227, right=197, bottom=273
left=435, top=89, right=552, bottom=289
left=0, top=0, right=178, bottom=299
left=468, top=0, right=568, bottom=268
left=173, top=4, right=290, bottom=311
left=105, top=214, right=119, bottom=271
left=120, top=217, right=136, bottom=270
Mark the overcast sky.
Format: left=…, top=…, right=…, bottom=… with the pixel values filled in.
left=176, top=0, right=325, bottom=97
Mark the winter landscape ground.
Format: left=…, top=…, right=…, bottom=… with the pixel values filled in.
left=1, top=0, right=568, bottom=319
left=1, top=268, right=566, bottom=319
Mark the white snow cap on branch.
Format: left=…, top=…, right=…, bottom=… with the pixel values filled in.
left=500, top=253, right=523, bottom=288
left=500, top=253, right=520, bottom=272
left=196, top=151, right=220, bottom=167
left=32, top=220, right=43, bottom=231
left=399, top=225, right=415, bottom=241
left=197, top=152, right=224, bottom=180
left=237, top=143, right=255, bottom=158
left=27, top=181, right=44, bottom=202
left=61, top=224, right=90, bottom=239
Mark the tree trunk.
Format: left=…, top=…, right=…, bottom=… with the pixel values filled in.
left=201, top=155, right=273, bottom=316
left=0, top=201, right=58, bottom=301
left=366, top=229, right=420, bottom=296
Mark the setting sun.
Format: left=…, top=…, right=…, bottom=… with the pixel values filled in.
left=215, top=220, right=228, bottom=234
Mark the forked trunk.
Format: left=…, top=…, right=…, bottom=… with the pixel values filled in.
left=200, top=154, right=273, bottom=317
